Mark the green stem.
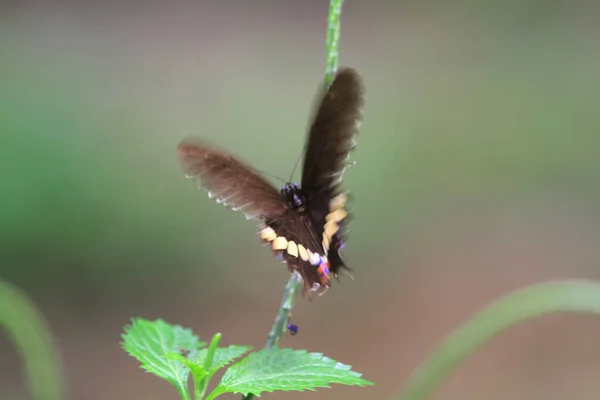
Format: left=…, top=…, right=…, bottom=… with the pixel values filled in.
left=397, top=279, right=600, bottom=400
left=325, top=0, right=344, bottom=87
left=265, top=272, right=303, bottom=349
left=241, top=0, right=344, bottom=398
left=0, top=279, right=66, bottom=400
left=241, top=273, right=302, bottom=400
left=196, top=333, right=222, bottom=400
left=178, top=384, right=192, bottom=400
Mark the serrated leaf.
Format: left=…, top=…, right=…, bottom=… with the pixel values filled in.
left=195, top=345, right=252, bottom=373
left=210, top=348, right=373, bottom=397
left=121, top=318, right=204, bottom=397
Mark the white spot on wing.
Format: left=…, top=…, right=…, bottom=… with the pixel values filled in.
left=308, top=250, right=321, bottom=266
left=322, top=236, right=330, bottom=253
left=297, top=244, right=309, bottom=261
left=329, top=194, right=348, bottom=211
left=272, top=236, right=288, bottom=251
left=259, top=227, right=277, bottom=242
left=232, top=202, right=253, bottom=212
left=287, top=241, right=298, bottom=258
left=326, top=208, right=347, bottom=223
left=324, top=220, right=338, bottom=238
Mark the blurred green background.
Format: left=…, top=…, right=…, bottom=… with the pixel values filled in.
left=1, top=1, right=600, bottom=399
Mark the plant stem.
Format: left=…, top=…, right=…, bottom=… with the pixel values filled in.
left=325, top=0, right=344, bottom=87
left=241, top=272, right=302, bottom=400
left=265, top=272, right=303, bottom=349
left=241, top=0, right=344, bottom=398
left=196, top=333, right=222, bottom=400
left=0, top=279, right=66, bottom=400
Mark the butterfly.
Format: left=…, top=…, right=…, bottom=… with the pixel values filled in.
left=177, top=68, right=365, bottom=296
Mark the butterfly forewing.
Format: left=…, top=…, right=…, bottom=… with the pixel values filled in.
left=301, top=68, right=365, bottom=196
left=300, top=68, right=364, bottom=272
left=177, top=139, right=288, bottom=221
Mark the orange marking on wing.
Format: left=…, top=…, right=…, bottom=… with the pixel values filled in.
left=317, top=262, right=331, bottom=286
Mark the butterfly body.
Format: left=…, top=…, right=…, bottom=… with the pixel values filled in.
left=177, top=68, right=365, bottom=296
left=258, top=182, right=349, bottom=293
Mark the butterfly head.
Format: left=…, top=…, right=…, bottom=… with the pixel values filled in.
left=281, top=182, right=305, bottom=209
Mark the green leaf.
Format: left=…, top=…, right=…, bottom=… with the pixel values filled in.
left=208, top=348, right=373, bottom=398
left=397, top=279, right=600, bottom=400
left=122, top=318, right=204, bottom=399
left=0, top=279, right=66, bottom=400
left=164, top=351, right=208, bottom=381
left=195, top=345, right=252, bottom=373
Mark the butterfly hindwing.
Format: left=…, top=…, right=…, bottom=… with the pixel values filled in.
left=261, top=212, right=328, bottom=293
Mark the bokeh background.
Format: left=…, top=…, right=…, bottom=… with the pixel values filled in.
left=2, top=1, right=600, bottom=399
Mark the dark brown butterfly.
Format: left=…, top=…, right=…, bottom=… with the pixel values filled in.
left=177, top=68, right=365, bottom=296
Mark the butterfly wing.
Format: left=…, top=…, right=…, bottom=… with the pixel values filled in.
left=301, top=68, right=365, bottom=197
left=177, top=138, right=288, bottom=221
left=300, top=68, right=365, bottom=273
left=178, top=138, right=322, bottom=292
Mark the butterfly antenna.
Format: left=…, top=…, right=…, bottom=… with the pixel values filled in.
left=288, top=149, right=304, bottom=183
left=251, top=166, right=288, bottom=185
